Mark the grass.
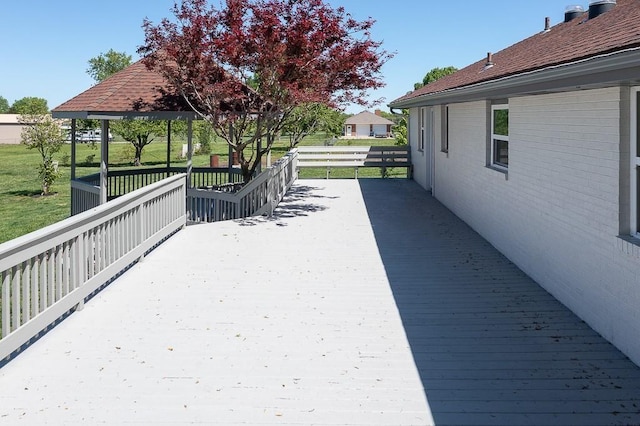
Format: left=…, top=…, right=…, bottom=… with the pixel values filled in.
left=0, top=134, right=404, bottom=244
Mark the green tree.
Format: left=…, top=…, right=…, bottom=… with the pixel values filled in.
left=392, top=112, right=408, bottom=146
left=414, top=66, right=458, bottom=90
left=110, top=119, right=166, bottom=165
left=283, top=103, right=343, bottom=149
left=19, top=114, right=66, bottom=195
left=374, top=109, right=408, bottom=145
left=194, top=121, right=215, bottom=154
left=141, top=0, right=392, bottom=183
left=320, top=109, right=347, bottom=139
left=0, top=96, right=9, bottom=113
left=87, top=49, right=133, bottom=83
left=10, top=97, right=49, bottom=115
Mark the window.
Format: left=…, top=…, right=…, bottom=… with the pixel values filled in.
left=419, top=107, right=426, bottom=152
left=491, top=104, right=509, bottom=169
left=632, top=89, right=640, bottom=237
left=441, top=105, right=449, bottom=153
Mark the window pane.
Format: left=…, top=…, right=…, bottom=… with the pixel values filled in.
left=493, top=109, right=509, bottom=136
left=494, top=139, right=509, bottom=166
left=637, top=93, right=640, bottom=158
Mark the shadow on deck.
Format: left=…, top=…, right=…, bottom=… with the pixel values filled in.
left=358, top=179, right=640, bottom=425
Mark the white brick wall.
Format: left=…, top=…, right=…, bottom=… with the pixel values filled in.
left=408, top=107, right=429, bottom=189
left=421, top=88, right=640, bottom=365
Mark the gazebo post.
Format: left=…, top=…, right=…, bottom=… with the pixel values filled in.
left=186, top=118, right=193, bottom=188
left=228, top=122, right=233, bottom=183
left=70, top=119, right=76, bottom=181
left=166, top=120, right=172, bottom=177
left=99, top=120, right=109, bottom=204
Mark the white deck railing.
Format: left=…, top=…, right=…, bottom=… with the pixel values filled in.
left=0, top=174, right=187, bottom=361
left=72, top=167, right=243, bottom=216
left=187, top=149, right=298, bottom=222
left=71, top=179, right=101, bottom=214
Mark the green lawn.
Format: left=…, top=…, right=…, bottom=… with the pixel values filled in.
left=0, top=134, right=403, bottom=244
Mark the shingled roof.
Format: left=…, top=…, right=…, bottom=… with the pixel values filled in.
left=345, top=110, right=394, bottom=125
left=390, top=0, right=640, bottom=108
left=52, top=59, right=195, bottom=119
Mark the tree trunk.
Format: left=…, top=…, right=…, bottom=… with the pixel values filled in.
left=241, top=163, right=251, bottom=183
left=134, top=144, right=143, bottom=166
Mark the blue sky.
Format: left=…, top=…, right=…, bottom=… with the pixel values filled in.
left=0, top=0, right=578, bottom=114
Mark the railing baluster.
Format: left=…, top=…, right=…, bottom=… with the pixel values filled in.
left=47, top=249, right=55, bottom=303
left=11, top=265, right=20, bottom=330
left=22, top=261, right=30, bottom=324
left=55, top=246, right=63, bottom=300
left=31, top=256, right=39, bottom=316
left=1, top=270, right=9, bottom=339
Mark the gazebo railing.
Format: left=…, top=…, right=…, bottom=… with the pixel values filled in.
left=0, top=174, right=187, bottom=361
left=71, top=179, right=101, bottom=215
left=72, top=167, right=243, bottom=215
left=70, top=150, right=297, bottom=224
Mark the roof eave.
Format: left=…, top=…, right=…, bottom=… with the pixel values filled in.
left=51, top=111, right=199, bottom=120
left=389, top=47, right=640, bottom=109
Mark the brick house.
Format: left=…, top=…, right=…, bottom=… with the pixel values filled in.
left=343, top=110, right=394, bottom=138
left=390, top=0, right=640, bottom=365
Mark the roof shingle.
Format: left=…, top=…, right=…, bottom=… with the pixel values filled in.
left=345, top=110, right=394, bottom=125
left=52, top=60, right=191, bottom=115
left=392, top=0, right=640, bottom=105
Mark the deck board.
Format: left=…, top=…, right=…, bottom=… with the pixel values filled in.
left=0, top=179, right=639, bottom=425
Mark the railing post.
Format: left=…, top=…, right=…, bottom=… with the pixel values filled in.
left=137, top=203, right=145, bottom=262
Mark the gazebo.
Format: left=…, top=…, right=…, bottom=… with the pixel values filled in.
left=51, top=59, right=242, bottom=215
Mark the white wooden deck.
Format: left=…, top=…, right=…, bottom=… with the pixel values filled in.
left=1, top=179, right=639, bottom=425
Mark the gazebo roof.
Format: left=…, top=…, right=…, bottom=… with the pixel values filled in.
left=51, top=59, right=197, bottom=120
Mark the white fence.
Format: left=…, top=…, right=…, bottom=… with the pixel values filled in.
left=0, top=174, right=187, bottom=361
left=297, top=145, right=412, bottom=178
left=187, top=149, right=298, bottom=222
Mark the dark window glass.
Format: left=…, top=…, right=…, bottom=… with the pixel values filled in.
left=637, top=93, right=640, bottom=158
left=494, top=139, right=509, bottom=166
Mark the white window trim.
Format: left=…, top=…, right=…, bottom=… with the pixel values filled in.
left=631, top=88, right=640, bottom=238
left=491, top=104, right=509, bottom=171
left=441, top=105, right=449, bottom=154
left=418, top=107, right=426, bottom=152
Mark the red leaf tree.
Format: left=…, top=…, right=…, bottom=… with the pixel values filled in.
left=139, top=0, right=392, bottom=183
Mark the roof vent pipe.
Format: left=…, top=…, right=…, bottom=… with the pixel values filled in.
left=544, top=16, right=551, bottom=32
left=588, top=0, right=616, bottom=19
left=564, top=5, right=585, bottom=22
left=485, top=52, right=494, bottom=68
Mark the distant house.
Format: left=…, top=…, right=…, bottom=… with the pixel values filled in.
left=390, top=0, right=640, bottom=366
left=0, top=114, right=26, bottom=144
left=343, top=110, right=393, bottom=138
